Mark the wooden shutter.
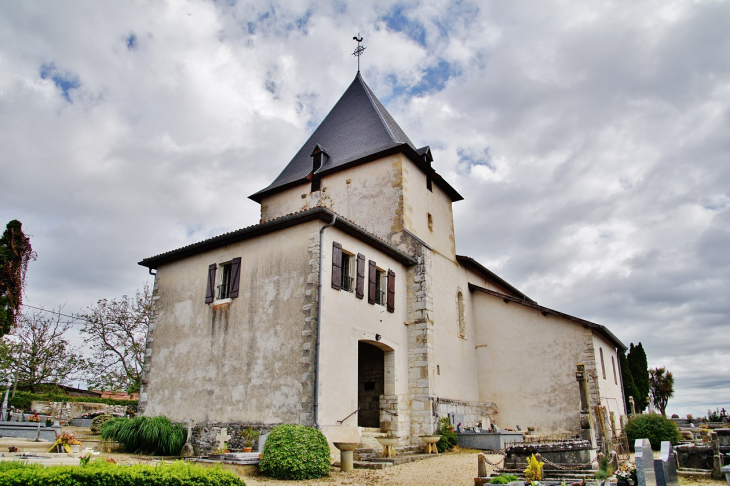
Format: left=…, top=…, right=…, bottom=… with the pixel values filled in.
left=331, top=242, right=342, bottom=290
left=205, top=264, right=216, bottom=304
left=355, top=253, right=365, bottom=299
left=229, top=257, right=242, bottom=298
left=368, top=260, right=376, bottom=304
left=387, top=269, right=396, bottom=313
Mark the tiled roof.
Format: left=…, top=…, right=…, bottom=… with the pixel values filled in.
left=139, top=207, right=417, bottom=268
left=249, top=73, right=462, bottom=202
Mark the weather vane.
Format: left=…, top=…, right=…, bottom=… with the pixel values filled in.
left=352, top=34, right=365, bottom=72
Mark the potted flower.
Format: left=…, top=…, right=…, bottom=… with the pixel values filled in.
left=616, top=462, right=636, bottom=486
left=241, top=427, right=259, bottom=453
left=48, top=432, right=82, bottom=453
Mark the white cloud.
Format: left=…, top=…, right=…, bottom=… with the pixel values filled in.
left=1, top=0, right=728, bottom=415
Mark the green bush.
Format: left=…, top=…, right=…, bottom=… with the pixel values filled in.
left=625, top=413, right=681, bottom=451
left=90, top=414, right=113, bottom=435
left=0, top=460, right=245, bottom=486
left=259, top=424, right=330, bottom=480
left=490, top=474, right=519, bottom=483
left=436, top=417, right=458, bottom=453
left=100, top=416, right=186, bottom=456
left=2, top=390, right=137, bottom=410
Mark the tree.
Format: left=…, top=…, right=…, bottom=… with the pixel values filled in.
left=0, top=220, right=36, bottom=336
left=649, top=367, right=674, bottom=416
left=77, top=284, right=151, bottom=393
left=619, top=350, right=640, bottom=413
left=628, top=343, right=650, bottom=413
left=0, top=307, right=87, bottom=392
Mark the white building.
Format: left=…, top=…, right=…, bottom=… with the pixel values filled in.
left=138, top=72, right=626, bottom=451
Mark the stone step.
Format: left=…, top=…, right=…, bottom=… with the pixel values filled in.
left=354, top=445, right=423, bottom=461
left=353, top=461, right=392, bottom=470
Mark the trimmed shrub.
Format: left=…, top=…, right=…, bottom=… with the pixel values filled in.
left=0, top=460, right=244, bottom=486
left=90, top=414, right=113, bottom=435
left=625, top=413, right=680, bottom=451
left=100, top=416, right=186, bottom=456
left=259, top=424, right=330, bottom=480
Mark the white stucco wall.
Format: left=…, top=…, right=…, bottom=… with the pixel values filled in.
left=471, top=291, right=587, bottom=434
left=260, top=155, right=405, bottom=243
left=144, top=222, right=318, bottom=425
left=401, top=158, right=456, bottom=259
left=316, top=227, right=409, bottom=428
left=430, top=254, right=481, bottom=402
left=592, top=333, right=627, bottom=430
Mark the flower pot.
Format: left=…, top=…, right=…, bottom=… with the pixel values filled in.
left=243, top=447, right=253, bottom=453
left=617, top=479, right=629, bottom=486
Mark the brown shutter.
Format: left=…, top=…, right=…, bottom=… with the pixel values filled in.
left=229, top=257, right=242, bottom=298
left=368, top=260, right=376, bottom=304
left=331, top=242, right=342, bottom=290
left=205, top=264, right=216, bottom=304
left=387, top=269, right=396, bottom=313
left=355, top=253, right=365, bottom=299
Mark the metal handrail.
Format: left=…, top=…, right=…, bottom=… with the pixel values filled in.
left=380, top=408, right=398, bottom=417
left=337, top=408, right=360, bottom=424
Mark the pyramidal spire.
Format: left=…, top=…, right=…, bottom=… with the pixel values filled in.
left=250, top=73, right=417, bottom=202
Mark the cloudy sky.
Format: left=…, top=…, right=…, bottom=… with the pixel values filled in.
left=1, top=0, right=728, bottom=416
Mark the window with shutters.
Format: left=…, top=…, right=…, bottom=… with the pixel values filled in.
left=205, top=257, right=241, bottom=304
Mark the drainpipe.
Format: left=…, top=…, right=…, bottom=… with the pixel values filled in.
left=314, top=213, right=337, bottom=430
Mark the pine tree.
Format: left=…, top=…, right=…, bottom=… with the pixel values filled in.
left=628, top=343, right=650, bottom=413
left=619, top=350, right=640, bottom=413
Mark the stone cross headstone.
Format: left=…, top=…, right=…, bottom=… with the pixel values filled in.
left=215, top=428, right=231, bottom=450
left=636, top=439, right=657, bottom=486
left=654, top=441, right=678, bottom=486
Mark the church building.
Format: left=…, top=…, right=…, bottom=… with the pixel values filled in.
left=138, top=71, right=626, bottom=452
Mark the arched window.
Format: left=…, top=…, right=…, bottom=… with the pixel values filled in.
left=457, top=290, right=466, bottom=338
left=599, top=347, right=606, bottom=380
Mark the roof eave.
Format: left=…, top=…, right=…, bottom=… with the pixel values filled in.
left=457, top=255, right=533, bottom=302
left=249, top=143, right=464, bottom=204
left=139, top=207, right=417, bottom=269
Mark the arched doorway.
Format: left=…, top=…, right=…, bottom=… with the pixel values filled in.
left=358, top=341, right=385, bottom=428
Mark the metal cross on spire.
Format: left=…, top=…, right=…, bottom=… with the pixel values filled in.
left=352, top=34, right=365, bottom=72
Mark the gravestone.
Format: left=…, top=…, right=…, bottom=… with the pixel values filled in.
left=215, top=428, right=231, bottom=450
left=654, top=441, right=678, bottom=486
left=180, top=420, right=194, bottom=458
left=636, top=439, right=657, bottom=486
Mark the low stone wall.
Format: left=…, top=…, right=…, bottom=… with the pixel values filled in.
left=30, top=401, right=129, bottom=423
left=190, top=422, right=276, bottom=455
left=434, top=397, right=498, bottom=428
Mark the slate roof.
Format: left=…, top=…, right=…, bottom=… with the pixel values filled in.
left=249, top=72, right=462, bottom=202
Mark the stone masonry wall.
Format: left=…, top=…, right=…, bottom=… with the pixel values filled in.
left=298, top=230, right=321, bottom=427
left=581, top=328, right=601, bottom=442
left=406, top=246, right=437, bottom=443
left=190, top=422, right=276, bottom=455
left=138, top=272, right=159, bottom=415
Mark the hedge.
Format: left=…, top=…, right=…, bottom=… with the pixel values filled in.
left=0, top=460, right=245, bottom=486
left=0, top=390, right=137, bottom=409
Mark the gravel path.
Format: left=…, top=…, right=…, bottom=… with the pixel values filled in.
left=245, top=451, right=502, bottom=486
